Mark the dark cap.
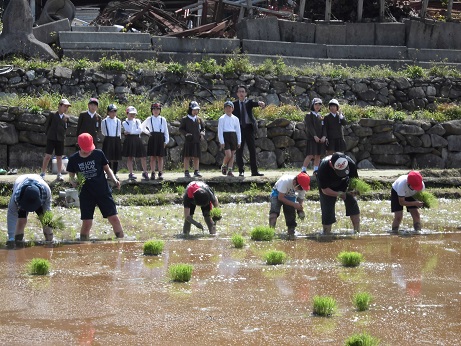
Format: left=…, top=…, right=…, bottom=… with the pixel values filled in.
left=88, top=98, right=99, bottom=106
left=107, top=104, right=117, bottom=112
left=18, top=184, right=41, bottom=212
left=151, top=102, right=162, bottom=110
left=330, top=152, right=350, bottom=178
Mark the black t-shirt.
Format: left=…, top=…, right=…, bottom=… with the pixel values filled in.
left=67, top=149, right=110, bottom=195
left=317, top=155, right=358, bottom=191
left=183, top=181, right=217, bottom=208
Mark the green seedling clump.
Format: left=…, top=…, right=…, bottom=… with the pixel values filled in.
left=338, top=251, right=364, bottom=267
left=353, top=292, right=373, bottom=311
left=38, top=210, right=65, bottom=230
left=143, top=240, right=164, bottom=256
left=169, top=263, right=193, bottom=282
left=27, top=258, right=51, bottom=275
left=231, top=234, right=245, bottom=248
left=312, top=295, right=337, bottom=317
left=344, top=332, right=381, bottom=346
left=349, top=178, right=372, bottom=195
left=264, top=250, right=287, bottom=265
left=76, top=172, right=86, bottom=193
left=414, top=191, right=438, bottom=208
left=210, top=208, right=222, bottom=222
left=250, top=226, right=275, bottom=241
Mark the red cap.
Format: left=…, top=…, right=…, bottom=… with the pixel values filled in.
left=78, top=133, right=95, bottom=152
left=407, top=171, right=423, bottom=191
left=297, top=172, right=311, bottom=191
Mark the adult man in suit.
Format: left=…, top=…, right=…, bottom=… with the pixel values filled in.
left=233, top=85, right=265, bottom=177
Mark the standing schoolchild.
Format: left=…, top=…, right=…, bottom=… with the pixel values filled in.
left=179, top=101, right=205, bottom=178
left=390, top=171, right=425, bottom=234
left=101, top=104, right=122, bottom=178
left=67, top=133, right=124, bottom=241
left=324, top=99, right=347, bottom=155
left=218, top=101, right=241, bottom=177
left=122, top=106, right=148, bottom=181
left=40, top=98, right=71, bottom=181
left=76, top=97, right=101, bottom=146
left=141, top=102, right=169, bottom=181
left=302, top=97, right=326, bottom=174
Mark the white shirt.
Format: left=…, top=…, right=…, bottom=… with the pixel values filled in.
left=122, top=118, right=143, bottom=136
left=88, top=111, right=96, bottom=118
left=141, top=115, right=170, bottom=144
left=218, top=113, right=241, bottom=145
left=392, top=175, right=425, bottom=197
left=101, top=117, right=122, bottom=138
left=188, top=114, right=197, bottom=122
left=272, top=175, right=305, bottom=200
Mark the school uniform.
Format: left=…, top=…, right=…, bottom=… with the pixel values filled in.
left=179, top=114, right=205, bottom=159
left=324, top=112, right=347, bottom=152
left=304, top=111, right=326, bottom=156
left=122, top=118, right=146, bottom=158
left=77, top=111, right=101, bottom=145
left=101, top=117, right=122, bottom=161
left=44, top=111, right=68, bottom=156
left=218, top=113, right=241, bottom=151
left=141, top=115, right=169, bottom=157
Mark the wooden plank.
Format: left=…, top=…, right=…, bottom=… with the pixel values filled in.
left=325, top=0, right=332, bottom=22
left=357, top=0, right=364, bottom=22
left=166, top=22, right=217, bottom=37
left=298, top=0, right=306, bottom=21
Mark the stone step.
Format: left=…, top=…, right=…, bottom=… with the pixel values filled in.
left=61, top=49, right=156, bottom=61
left=152, top=36, right=239, bottom=54
left=58, top=31, right=152, bottom=45
left=71, top=26, right=120, bottom=32
left=60, top=41, right=152, bottom=50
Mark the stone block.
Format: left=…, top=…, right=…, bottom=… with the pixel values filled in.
left=447, top=151, right=461, bottom=168
left=415, top=153, right=445, bottom=169
left=375, top=23, right=405, bottom=46
left=447, top=135, right=461, bottom=151
left=242, top=40, right=326, bottom=58
left=345, top=23, right=375, bottom=45
left=0, top=122, right=18, bottom=145
left=33, top=18, right=70, bottom=44
left=236, top=17, right=280, bottom=41
left=0, top=144, right=6, bottom=167
left=315, top=23, right=346, bottom=45
left=278, top=20, right=316, bottom=43
left=9, top=143, right=44, bottom=168
left=257, top=150, right=277, bottom=169
left=152, top=37, right=239, bottom=54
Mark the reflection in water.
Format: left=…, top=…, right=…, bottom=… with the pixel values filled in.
left=0, top=234, right=460, bottom=344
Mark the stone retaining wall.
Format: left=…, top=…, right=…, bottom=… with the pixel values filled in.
left=3, top=68, right=461, bottom=112
left=1, top=106, right=461, bottom=170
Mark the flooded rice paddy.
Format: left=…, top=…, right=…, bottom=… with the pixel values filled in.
left=1, top=200, right=461, bottom=345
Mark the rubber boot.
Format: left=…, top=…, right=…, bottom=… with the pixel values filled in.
left=43, top=226, right=53, bottom=242
left=183, top=221, right=191, bottom=235
left=204, top=217, right=216, bottom=235
left=413, top=222, right=421, bottom=235
left=269, top=215, right=277, bottom=228
left=287, top=227, right=296, bottom=240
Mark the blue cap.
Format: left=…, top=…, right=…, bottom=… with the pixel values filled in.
left=18, top=184, right=41, bottom=212
left=224, top=101, right=234, bottom=108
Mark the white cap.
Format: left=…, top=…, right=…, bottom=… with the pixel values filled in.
left=126, top=106, right=137, bottom=114
left=329, top=99, right=340, bottom=107
left=59, top=98, right=71, bottom=106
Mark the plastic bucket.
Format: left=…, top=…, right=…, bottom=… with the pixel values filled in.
left=65, top=188, right=80, bottom=207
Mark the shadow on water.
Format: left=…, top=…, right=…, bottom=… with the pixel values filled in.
left=0, top=233, right=460, bottom=344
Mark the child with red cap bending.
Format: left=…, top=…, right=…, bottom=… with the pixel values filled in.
left=269, top=172, right=311, bottom=238
left=183, top=181, right=219, bottom=235
left=390, top=171, right=425, bottom=234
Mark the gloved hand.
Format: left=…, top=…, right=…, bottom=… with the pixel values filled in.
left=297, top=210, right=305, bottom=220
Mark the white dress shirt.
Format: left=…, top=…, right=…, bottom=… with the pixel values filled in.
left=102, top=117, right=122, bottom=138
left=141, top=115, right=170, bottom=144
left=218, top=113, right=241, bottom=145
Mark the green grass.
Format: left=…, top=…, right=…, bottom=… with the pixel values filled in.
left=414, top=191, right=438, bottom=208
left=169, top=263, right=193, bottom=282
left=353, top=292, right=373, bottom=311
left=210, top=208, right=222, bottom=222
left=312, top=295, right=337, bottom=317
left=231, top=234, right=245, bottom=248
left=349, top=178, right=372, bottom=195
left=27, top=258, right=51, bottom=275
left=143, top=240, right=164, bottom=256
left=344, top=332, right=381, bottom=346
left=264, top=250, right=287, bottom=265
left=250, top=226, right=275, bottom=241
left=338, top=251, right=364, bottom=267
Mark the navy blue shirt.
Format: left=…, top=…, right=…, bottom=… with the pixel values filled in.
left=67, top=149, right=110, bottom=195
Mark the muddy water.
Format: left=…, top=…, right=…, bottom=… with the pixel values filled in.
left=1, top=233, right=460, bottom=345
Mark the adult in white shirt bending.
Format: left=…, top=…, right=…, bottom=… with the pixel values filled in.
left=218, top=101, right=241, bottom=177
left=391, top=171, right=425, bottom=234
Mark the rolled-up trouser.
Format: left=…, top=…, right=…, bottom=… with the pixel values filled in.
left=269, top=196, right=297, bottom=228
left=319, top=190, right=360, bottom=225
